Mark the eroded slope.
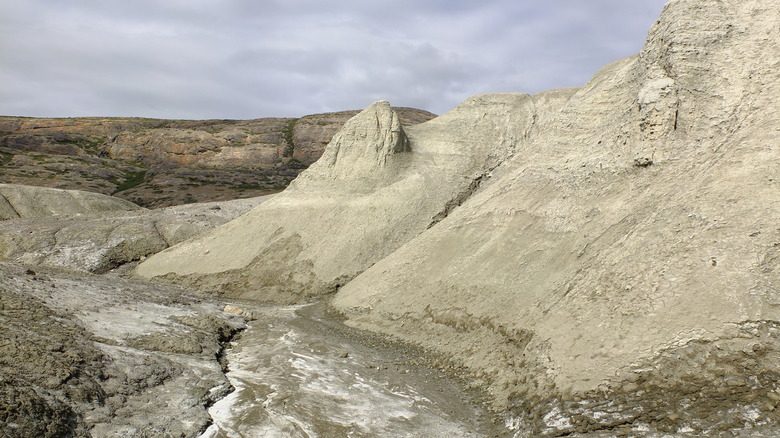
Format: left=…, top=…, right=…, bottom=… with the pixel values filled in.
left=334, top=0, right=780, bottom=435
left=0, top=263, right=246, bottom=437
left=136, top=96, right=570, bottom=303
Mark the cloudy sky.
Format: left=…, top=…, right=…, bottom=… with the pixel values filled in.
left=0, top=1, right=667, bottom=119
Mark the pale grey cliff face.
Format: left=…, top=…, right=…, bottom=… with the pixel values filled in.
left=334, top=0, right=780, bottom=435
left=313, top=101, right=410, bottom=179
left=136, top=0, right=779, bottom=435
left=135, top=94, right=557, bottom=303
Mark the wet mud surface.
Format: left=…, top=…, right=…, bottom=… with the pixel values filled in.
left=201, top=302, right=510, bottom=438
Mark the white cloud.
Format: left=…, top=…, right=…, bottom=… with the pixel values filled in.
left=0, top=0, right=667, bottom=118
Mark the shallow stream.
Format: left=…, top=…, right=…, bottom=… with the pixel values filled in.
left=200, top=303, right=508, bottom=437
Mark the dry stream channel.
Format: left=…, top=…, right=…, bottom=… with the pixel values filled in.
left=200, top=302, right=509, bottom=437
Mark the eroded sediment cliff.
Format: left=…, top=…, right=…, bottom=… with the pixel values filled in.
left=136, top=96, right=555, bottom=303
left=335, top=0, right=780, bottom=434
left=137, top=0, right=779, bottom=435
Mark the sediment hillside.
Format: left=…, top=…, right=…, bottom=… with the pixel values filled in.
left=0, top=108, right=434, bottom=207
left=334, top=0, right=780, bottom=434
left=137, top=0, right=780, bottom=435
left=136, top=95, right=550, bottom=302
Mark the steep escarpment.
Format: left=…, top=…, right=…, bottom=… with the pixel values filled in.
left=136, top=0, right=778, bottom=435
left=136, top=97, right=560, bottom=302
left=0, top=108, right=434, bottom=207
left=334, top=0, right=780, bottom=435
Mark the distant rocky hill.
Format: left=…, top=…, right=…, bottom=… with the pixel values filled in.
left=0, top=108, right=435, bottom=207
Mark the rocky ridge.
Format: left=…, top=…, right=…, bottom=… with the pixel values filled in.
left=0, top=184, right=141, bottom=220
left=137, top=0, right=780, bottom=435
left=0, top=108, right=434, bottom=207
left=0, top=184, right=269, bottom=273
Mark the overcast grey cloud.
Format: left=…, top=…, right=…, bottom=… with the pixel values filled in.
left=0, top=0, right=667, bottom=119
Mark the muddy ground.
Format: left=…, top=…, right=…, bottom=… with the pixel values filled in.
left=202, top=302, right=510, bottom=437
left=0, top=261, right=511, bottom=437
left=0, top=262, right=244, bottom=437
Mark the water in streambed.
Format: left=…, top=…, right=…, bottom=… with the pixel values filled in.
left=200, top=303, right=509, bottom=438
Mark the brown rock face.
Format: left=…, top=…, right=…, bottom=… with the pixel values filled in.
left=0, top=108, right=435, bottom=207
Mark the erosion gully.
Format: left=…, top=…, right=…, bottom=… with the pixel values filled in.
left=200, top=302, right=511, bottom=438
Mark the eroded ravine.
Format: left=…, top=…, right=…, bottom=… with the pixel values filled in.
left=200, top=303, right=509, bottom=438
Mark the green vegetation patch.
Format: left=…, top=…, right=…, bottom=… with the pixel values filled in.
left=0, top=151, right=13, bottom=166
left=281, top=118, right=298, bottom=158
left=54, top=135, right=105, bottom=153
left=113, top=170, right=147, bottom=193
left=182, top=193, right=197, bottom=204
left=235, top=182, right=265, bottom=190
left=29, top=153, right=49, bottom=163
